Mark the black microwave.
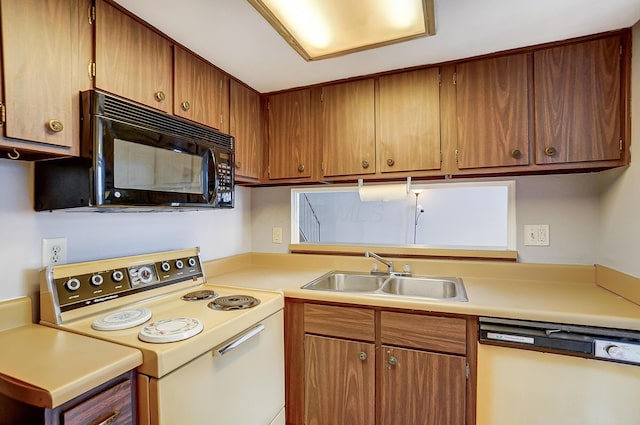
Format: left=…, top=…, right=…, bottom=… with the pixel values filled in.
left=35, top=90, right=234, bottom=211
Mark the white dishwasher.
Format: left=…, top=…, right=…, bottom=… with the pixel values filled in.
left=477, top=317, right=640, bottom=425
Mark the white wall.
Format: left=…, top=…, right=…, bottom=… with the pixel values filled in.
left=597, top=20, right=640, bottom=278
left=251, top=172, right=601, bottom=264
left=0, top=159, right=252, bottom=302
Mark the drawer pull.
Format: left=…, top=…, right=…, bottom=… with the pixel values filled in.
left=95, top=410, right=120, bottom=425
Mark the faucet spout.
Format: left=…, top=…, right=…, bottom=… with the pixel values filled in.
left=365, top=251, right=394, bottom=273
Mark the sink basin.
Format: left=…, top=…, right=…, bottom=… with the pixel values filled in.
left=302, top=271, right=468, bottom=302
left=301, top=272, right=387, bottom=292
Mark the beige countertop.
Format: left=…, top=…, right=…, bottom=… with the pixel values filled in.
left=204, top=252, right=640, bottom=331
left=0, top=297, right=142, bottom=409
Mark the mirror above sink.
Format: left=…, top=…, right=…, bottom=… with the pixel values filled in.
left=301, top=271, right=468, bottom=302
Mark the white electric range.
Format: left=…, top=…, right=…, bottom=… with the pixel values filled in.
left=39, top=247, right=285, bottom=425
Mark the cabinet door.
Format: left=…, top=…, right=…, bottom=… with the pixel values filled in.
left=378, top=68, right=441, bottom=173
left=455, top=54, right=530, bottom=169
left=267, top=89, right=312, bottom=179
left=534, top=36, right=621, bottom=164
left=95, top=0, right=173, bottom=113
left=174, top=46, right=229, bottom=132
left=381, top=346, right=466, bottom=425
left=1, top=0, right=80, bottom=153
left=321, top=79, right=375, bottom=177
left=305, top=335, right=375, bottom=425
left=230, top=80, right=262, bottom=180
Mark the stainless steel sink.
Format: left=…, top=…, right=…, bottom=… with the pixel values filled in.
left=302, top=271, right=468, bottom=302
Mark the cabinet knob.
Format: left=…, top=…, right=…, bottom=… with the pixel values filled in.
left=154, top=91, right=166, bottom=102
left=386, top=158, right=395, bottom=167
left=362, top=160, right=370, bottom=169
left=235, top=161, right=242, bottom=169
left=544, top=146, right=557, bottom=156
left=181, top=101, right=191, bottom=111
left=511, top=148, right=522, bottom=159
left=47, top=119, right=64, bottom=133
left=298, top=164, right=305, bottom=172
left=387, top=356, right=398, bottom=366
left=359, top=352, right=368, bottom=361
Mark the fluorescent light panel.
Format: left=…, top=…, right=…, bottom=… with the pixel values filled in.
left=248, top=0, right=435, bottom=61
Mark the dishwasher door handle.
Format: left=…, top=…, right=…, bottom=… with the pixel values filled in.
left=213, top=324, right=265, bottom=357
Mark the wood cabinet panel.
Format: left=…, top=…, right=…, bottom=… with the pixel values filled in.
left=305, top=335, right=375, bottom=425
left=321, top=79, right=376, bottom=177
left=381, top=311, right=467, bottom=354
left=267, top=89, right=312, bottom=179
left=534, top=36, right=621, bottom=164
left=380, top=346, right=466, bottom=425
left=455, top=53, right=530, bottom=169
left=174, top=46, right=229, bottom=132
left=304, top=304, right=375, bottom=342
left=1, top=0, right=79, bottom=153
left=230, top=80, right=262, bottom=180
left=95, top=0, right=173, bottom=113
left=62, top=379, right=133, bottom=425
left=378, top=68, right=442, bottom=173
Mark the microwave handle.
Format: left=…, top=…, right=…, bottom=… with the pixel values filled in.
left=205, top=148, right=219, bottom=205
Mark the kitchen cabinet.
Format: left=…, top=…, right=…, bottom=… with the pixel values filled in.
left=377, top=68, right=442, bottom=173
left=0, top=371, right=136, bottom=425
left=455, top=53, right=530, bottom=169
left=174, top=46, right=229, bottom=132
left=94, top=0, right=173, bottom=113
left=321, top=79, right=376, bottom=177
left=0, top=0, right=91, bottom=158
left=534, top=35, right=623, bottom=165
left=230, top=80, right=263, bottom=180
left=266, top=89, right=312, bottom=180
left=286, top=300, right=476, bottom=425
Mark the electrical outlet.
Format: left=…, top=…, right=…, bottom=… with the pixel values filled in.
left=272, top=227, right=283, bottom=244
left=42, top=238, right=68, bottom=267
left=523, top=225, right=550, bottom=246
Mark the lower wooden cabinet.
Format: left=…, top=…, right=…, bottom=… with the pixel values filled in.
left=286, top=300, right=477, bottom=425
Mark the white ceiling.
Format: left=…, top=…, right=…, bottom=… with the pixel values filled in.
left=113, top=0, right=640, bottom=94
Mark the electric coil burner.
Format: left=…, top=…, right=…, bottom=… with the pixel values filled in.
left=208, top=295, right=260, bottom=311
left=181, top=289, right=218, bottom=301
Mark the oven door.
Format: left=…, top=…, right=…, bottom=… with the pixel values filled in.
left=95, top=116, right=218, bottom=207
left=150, top=310, right=285, bottom=425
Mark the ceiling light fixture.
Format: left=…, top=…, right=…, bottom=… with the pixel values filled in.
left=247, top=0, right=436, bottom=61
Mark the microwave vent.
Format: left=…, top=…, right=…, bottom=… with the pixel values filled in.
left=97, top=93, right=233, bottom=150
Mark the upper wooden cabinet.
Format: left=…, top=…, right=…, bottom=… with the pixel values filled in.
left=267, top=89, right=312, bottom=180
left=94, top=0, right=173, bottom=113
left=534, top=35, right=622, bottom=165
left=321, top=79, right=376, bottom=177
left=377, top=68, right=442, bottom=173
left=455, top=53, right=530, bottom=169
left=230, top=80, right=262, bottom=180
left=174, top=46, right=229, bottom=132
left=0, top=0, right=91, bottom=157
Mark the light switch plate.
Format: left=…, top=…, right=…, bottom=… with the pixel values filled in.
left=272, top=227, right=283, bottom=244
left=524, top=225, right=549, bottom=246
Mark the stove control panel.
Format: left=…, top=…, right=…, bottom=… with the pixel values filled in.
left=47, top=250, right=204, bottom=313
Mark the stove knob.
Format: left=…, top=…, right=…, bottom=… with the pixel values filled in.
left=66, top=278, right=81, bottom=291
left=188, top=258, right=197, bottom=267
left=606, top=344, right=625, bottom=360
left=90, top=274, right=104, bottom=286
left=138, top=266, right=154, bottom=284
left=112, top=270, right=124, bottom=282
left=161, top=262, right=171, bottom=272
left=175, top=259, right=184, bottom=269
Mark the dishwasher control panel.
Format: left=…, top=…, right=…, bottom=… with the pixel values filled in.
left=595, top=340, right=640, bottom=365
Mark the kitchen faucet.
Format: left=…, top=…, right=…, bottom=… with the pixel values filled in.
left=365, top=251, right=394, bottom=273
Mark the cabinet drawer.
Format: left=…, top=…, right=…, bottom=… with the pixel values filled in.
left=62, top=379, right=134, bottom=425
left=381, top=311, right=467, bottom=355
left=304, top=304, right=375, bottom=342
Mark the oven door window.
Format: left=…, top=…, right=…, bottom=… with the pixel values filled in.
left=114, top=139, right=203, bottom=194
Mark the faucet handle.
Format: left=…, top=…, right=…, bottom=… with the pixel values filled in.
left=370, top=263, right=379, bottom=273
left=402, top=264, right=411, bottom=274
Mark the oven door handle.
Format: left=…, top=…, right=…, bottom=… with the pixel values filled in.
left=213, top=324, right=265, bottom=357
